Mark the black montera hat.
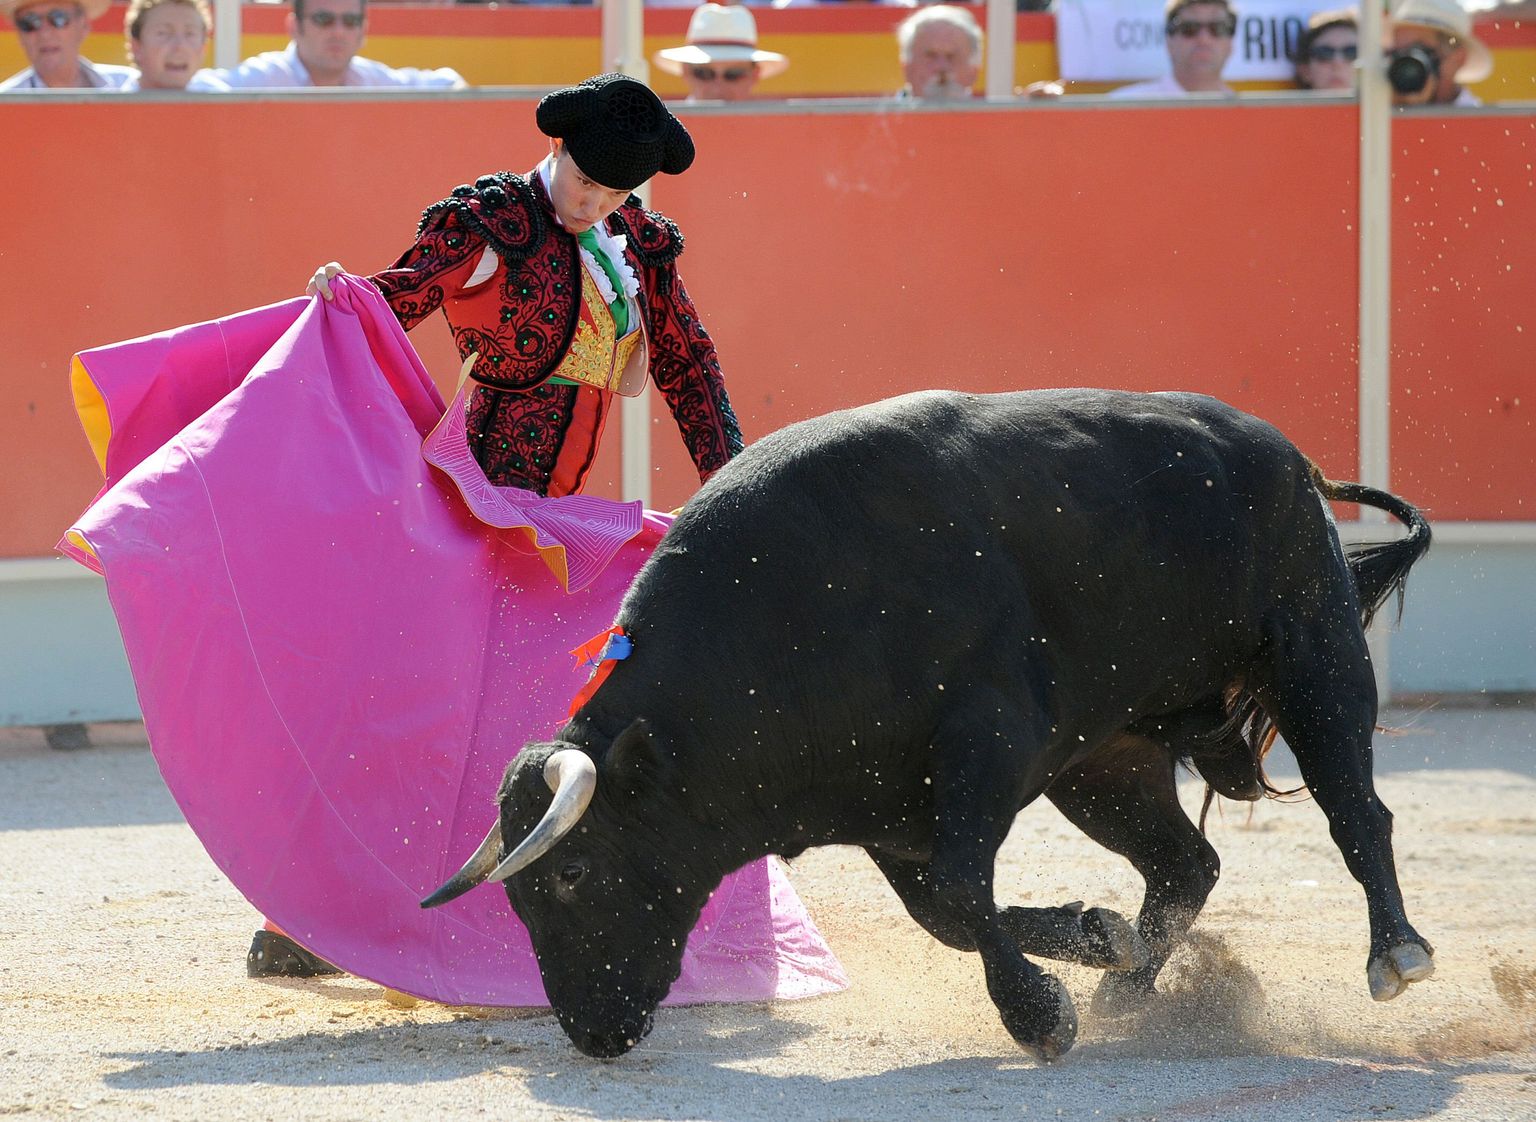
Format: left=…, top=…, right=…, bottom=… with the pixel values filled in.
left=536, top=73, right=695, bottom=192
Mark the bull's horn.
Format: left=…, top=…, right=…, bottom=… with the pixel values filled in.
left=420, top=821, right=503, bottom=909
left=486, top=749, right=597, bottom=883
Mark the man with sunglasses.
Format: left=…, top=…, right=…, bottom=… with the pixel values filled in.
left=0, top=0, right=134, bottom=89
left=1292, top=9, right=1358, bottom=92
left=653, top=4, right=788, bottom=103
left=207, top=0, right=464, bottom=88
left=1108, top=0, right=1239, bottom=99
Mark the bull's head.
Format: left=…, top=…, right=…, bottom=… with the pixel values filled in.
left=421, top=721, right=709, bottom=1058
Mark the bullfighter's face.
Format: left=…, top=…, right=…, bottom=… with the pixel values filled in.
left=496, top=736, right=707, bottom=1058
left=547, top=142, right=632, bottom=236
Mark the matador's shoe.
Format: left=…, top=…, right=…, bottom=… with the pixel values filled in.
left=246, top=929, right=342, bottom=978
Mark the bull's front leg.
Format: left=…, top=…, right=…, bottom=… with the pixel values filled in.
left=923, top=711, right=1077, bottom=1061
left=1046, top=752, right=1221, bottom=1016
left=867, top=849, right=1148, bottom=970
left=998, top=899, right=1150, bottom=972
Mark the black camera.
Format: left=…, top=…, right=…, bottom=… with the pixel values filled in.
left=1385, top=45, right=1441, bottom=94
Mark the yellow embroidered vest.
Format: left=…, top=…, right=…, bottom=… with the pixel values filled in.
left=549, top=266, right=648, bottom=397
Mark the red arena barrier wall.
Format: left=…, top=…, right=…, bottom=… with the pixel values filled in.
left=1, top=97, right=1531, bottom=558
left=1390, top=114, right=1536, bottom=521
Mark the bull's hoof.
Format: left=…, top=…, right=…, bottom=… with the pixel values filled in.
left=1082, top=908, right=1151, bottom=972
left=1089, top=968, right=1154, bottom=1019
left=1367, top=941, right=1435, bottom=1001
left=1001, top=975, right=1078, bottom=1062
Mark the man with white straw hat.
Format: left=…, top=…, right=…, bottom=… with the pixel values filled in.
left=1389, top=0, right=1492, bottom=106
left=654, top=3, right=788, bottom=102
left=0, top=0, right=135, bottom=89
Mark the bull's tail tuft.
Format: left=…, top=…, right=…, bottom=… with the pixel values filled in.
left=1312, top=472, right=1432, bottom=631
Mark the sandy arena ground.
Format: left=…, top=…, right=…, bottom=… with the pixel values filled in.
left=2, top=705, right=1533, bottom=1121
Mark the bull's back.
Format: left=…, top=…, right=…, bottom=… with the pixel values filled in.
left=673, top=388, right=1320, bottom=569
left=618, top=389, right=1342, bottom=731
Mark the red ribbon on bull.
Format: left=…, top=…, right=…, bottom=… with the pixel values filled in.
left=567, top=624, right=632, bottom=717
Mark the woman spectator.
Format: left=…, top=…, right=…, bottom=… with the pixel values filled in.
left=1293, top=9, right=1359, bottom=92
left=123, top=0, right=226, bottom=90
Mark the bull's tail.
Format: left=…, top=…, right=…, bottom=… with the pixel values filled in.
left=1311, top=472, right=1433, bottom=631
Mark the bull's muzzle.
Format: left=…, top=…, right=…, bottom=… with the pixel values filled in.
left=420, top=748, right=597, bottom=908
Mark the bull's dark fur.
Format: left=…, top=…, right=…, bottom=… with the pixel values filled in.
left=481, top=389, right=1434, bottom=1058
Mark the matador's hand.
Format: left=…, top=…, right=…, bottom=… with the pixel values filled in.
left=306, top=261, right=345, bottom=301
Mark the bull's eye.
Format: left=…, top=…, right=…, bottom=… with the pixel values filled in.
left=558, top=861, right=588, bottom=888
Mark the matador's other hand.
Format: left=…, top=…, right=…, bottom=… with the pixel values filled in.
left=307, top=261, right=345, bottom=301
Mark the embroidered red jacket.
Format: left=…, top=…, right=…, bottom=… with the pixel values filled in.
left=368, top=170, right=743, bottom=497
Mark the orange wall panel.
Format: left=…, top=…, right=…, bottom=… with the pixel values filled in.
left=645, top=103, right=1362, bottom=509
left=1390, top=114, right=1536, bottom=521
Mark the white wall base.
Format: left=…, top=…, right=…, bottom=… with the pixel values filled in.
left=3, top=540, right=1531, bottom=727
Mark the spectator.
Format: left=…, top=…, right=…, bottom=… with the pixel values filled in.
left=1389, top=0, right=1490, bottom=106
left=208, top=0, right=466, bottom=88
left=653, top=3, right=788, bottom=102
left=774, top=0, right=916, bottom=8
left=122, top=0, right=226, bottom=90
left=1292, top=9, right=1357, bottom=92
left=1108, top=0, right=1238, bottom=99
left=896, top=4, right=981, bottom=101
left=0, top=0, right=134, bottom=89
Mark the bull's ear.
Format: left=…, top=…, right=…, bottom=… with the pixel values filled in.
left=605, top=718, right=667, bottom=796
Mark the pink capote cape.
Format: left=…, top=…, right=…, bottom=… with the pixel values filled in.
left=60, top=275, right=847, bottom=1007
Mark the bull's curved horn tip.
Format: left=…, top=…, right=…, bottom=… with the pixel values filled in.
left=419, top=880, right=474, bottom=909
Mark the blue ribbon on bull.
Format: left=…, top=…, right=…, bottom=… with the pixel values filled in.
left=567, top=625, right=632, bottom=716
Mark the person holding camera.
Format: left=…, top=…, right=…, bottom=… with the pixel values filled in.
left=1388, top=0, right=1492, bottom=106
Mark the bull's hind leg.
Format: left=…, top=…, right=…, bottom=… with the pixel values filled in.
left=918, top=708, right=1078, bottom=1059
left=867, top=850, right=1148, bottom=970
left=1046, top=747, right=1220, bottom=1016
left=1258, top=616, right=1434, bottom=1001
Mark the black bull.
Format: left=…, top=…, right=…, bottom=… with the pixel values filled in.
left=424, top=389, right=1435, bottom=1059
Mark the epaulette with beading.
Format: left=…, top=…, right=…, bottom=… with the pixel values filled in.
left=610, top=198, right=685, bottom=267
left=417, top=172, right=546, bottom=267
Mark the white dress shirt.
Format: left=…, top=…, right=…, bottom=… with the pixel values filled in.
left=206, top=42, right=464, bottom=89
left=0, top=58, right=136, bottom=90
left=118, top=70, right=231, bottom=92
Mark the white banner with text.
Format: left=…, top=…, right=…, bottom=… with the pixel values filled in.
left=1055, top=0, right=1346, bottom=81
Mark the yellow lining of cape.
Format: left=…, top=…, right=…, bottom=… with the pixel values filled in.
left=62, top=529, right=99, bottom=560
left=518, top=527, right=572, bottom=591
left=70, top=354, right=111, bottom=476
